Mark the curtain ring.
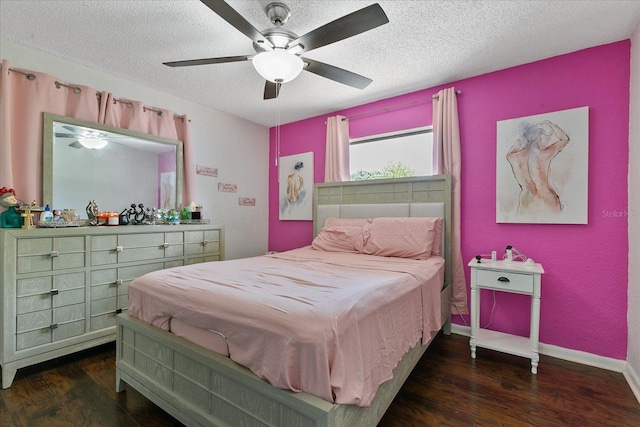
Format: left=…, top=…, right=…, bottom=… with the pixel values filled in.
left=113, top=98, right=134, bottom=108
left=54, top=81, right=81, bottom=94
left=143, top=106, right=163, bottom=116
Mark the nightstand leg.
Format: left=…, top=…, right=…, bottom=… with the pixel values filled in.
left=470, top=284, right=478, bottom=359
left=530, top=286, right=541, bottom=374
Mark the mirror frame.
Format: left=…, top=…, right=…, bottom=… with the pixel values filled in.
left=42, top=112, right=183, bottom=212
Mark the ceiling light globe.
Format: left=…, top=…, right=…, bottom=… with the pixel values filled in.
left=78, top=137, right=108, bottom=150
left=252, top=50, right=303, bottom=83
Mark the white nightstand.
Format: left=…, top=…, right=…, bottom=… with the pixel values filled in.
left=468, top=258, right=545, bottom=374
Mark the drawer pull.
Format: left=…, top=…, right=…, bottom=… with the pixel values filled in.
left=115, top=279, right=123, bottom=285
left=116, top=245, right=124, bottom=252
left=202, top=240, right=208, bottom=245
left=50, top=250, right=59, bottom=258
left=497, top=276, right=511, bottom=283
left=50, top=323, right=58, bottom=330
left=50, top=289, right=59, bottom=296
left=115, top=308, right=123, bottom=314
left=162, top=242, right=169, bottom=248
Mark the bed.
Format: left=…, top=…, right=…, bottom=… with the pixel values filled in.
left=116, top=174, right=452, bottom=427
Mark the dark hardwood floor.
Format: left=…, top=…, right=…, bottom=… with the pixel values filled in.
left=1, top=333, right=638, bottom=426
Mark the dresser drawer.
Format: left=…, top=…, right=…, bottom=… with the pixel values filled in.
left=164, top=232, right=184, bottom=258
left=92, top=234, right=174, bottom=265
left=475, top=269, right=534, bottom=294
left=185, top=230, right=220, bottom=256
left=17, top=272, right=85, bottom=295
left=16, top=316, right=86, bottom=350
left=17, top=237, right=85, bottom=273
left=115, top=233, right=165, bottom=263
left=17, top=273, right=86, bottom=314
left=185, top=230, right=220, bottom=244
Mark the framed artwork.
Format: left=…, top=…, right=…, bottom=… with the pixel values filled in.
left=496, top=106, right=589, bottom=224
left=279, top=152, right=314, bottom=220
left=160, top=171, right=176, bottom=209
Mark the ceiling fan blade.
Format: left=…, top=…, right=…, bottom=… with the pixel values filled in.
left=264, top=81, right=282, bottom=100
left=164, top=55, right=251, bottom=67
left=303, top=58, right=372, bottom=90
left=56, top=132, right=74, bottom=138
left=288, top=3, right=388, bottom=54
left=62, top=125, right=77, bottom=132
left=68, top=141, right=82, bottom=149
left=200, top=0, right=273, bottom=49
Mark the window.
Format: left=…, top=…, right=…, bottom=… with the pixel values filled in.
left=349, top=126, right=433, bottom=181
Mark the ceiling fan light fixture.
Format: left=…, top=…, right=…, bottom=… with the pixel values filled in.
left=252, top=49, right=303, bottom=83
left=77, top=136, right=108, bottom=150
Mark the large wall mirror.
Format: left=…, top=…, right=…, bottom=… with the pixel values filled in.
left=43, top=113, right=183, bottom=218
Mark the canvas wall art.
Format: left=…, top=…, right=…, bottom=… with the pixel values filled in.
left=160, top=171, right=176, bottom=209
left=496, top=106, right=589, bottom=224
left=279, top=152, right=314, bottom=220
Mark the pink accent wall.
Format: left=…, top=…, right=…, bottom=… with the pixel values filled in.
left=268, top=41, right=630, bottom=359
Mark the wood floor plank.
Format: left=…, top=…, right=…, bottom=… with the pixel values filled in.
left=78, top=348, right=183, bottom=426
left=1, top=333, right=638, bottom=426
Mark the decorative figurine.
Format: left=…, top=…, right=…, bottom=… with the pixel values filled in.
left=20, top=207, right=35, bottom=229
left=119, top=208, right=130, bottom=225
left=129, top=203, right=146, bottom=224
left=0, top=187, right=23, bottom=228
left=144, top=207, right=158, bottom=225
left=86, top=200, right=99, bottom=225
left=167, top=208, right=180, bottom=225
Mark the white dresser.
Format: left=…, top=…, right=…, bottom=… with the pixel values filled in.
left=0, top=224, right=224, bottom=388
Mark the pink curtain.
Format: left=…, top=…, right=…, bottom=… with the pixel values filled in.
left=0, top=59, right=103, bottom=206
left=432, top=87, right=468, bottom=315
left=103, top=95, right=177, bottom=138
left=324, top=115, right=350, bottom=182
left=175, top=115, right=195, bottom=205
left=0, top=61, right=194, bottom=211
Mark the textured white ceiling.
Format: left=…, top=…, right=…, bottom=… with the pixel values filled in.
left=1, top=1, right=639, bottom=127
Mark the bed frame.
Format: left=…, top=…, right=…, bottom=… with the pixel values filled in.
left=116, top=174, right=452, bottom=427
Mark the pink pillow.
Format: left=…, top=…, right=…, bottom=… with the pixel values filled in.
left=355, top=217, right=439, bottom=259
left=312, top=225, right=364, bottom=253
left=431, top=217, right=444, bottom=256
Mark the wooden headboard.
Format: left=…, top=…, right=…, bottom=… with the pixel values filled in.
left=313, top=174, right=452, bottom=288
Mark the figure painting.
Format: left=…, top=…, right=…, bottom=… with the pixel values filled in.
left=160, top=171, right=175, bottom=209
left=496, top=107, right=588, bottom=224
left=279, top=152, right=314, bottom=220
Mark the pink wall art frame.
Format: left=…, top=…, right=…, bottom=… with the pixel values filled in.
left=496, top=106, right=589, bottom=224
left=279, top=152, right=314, bottom=220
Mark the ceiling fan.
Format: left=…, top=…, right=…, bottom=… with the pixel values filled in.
left=163, top=0, right=389, bottom=99
left=55, top=124, right=119, bottom=150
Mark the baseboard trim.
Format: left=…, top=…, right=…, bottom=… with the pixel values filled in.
left=624, top=362, right=640, bottom=404
left=450, top=324, right=626, bottom=373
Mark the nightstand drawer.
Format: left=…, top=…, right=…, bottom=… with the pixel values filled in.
left=476, top=269, right=533, bottom=293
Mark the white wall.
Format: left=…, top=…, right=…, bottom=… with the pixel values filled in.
left=627, top=21, right=640, bottom=402
left=0, top=39, right=269, bottom=260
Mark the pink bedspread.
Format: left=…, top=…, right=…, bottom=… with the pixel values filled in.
left=128, top=246, right=444, bottom=407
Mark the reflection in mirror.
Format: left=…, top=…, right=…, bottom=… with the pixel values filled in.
left=43, top=113, right=183, bottom=219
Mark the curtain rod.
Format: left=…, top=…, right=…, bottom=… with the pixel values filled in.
left=339, top=90, right=461, bottom=121
left=2, top=65, right=35, bottom=80
left=2, top=65, right=189, bottom=122
left=113, top=97, right=187, bottom=121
